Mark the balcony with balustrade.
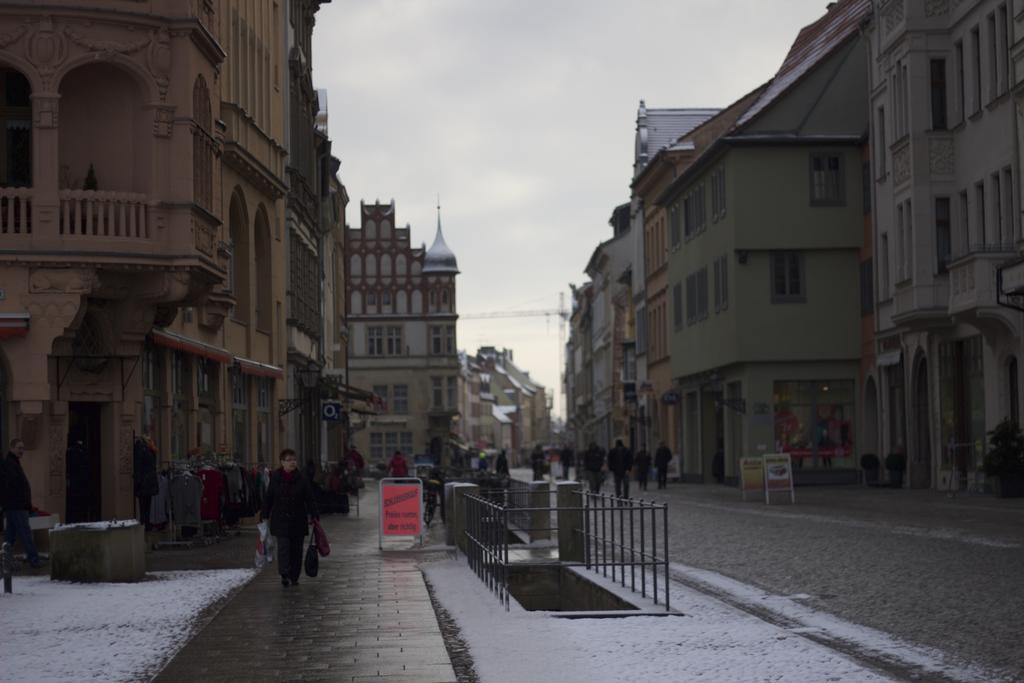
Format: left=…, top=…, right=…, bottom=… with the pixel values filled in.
left=947, top=244, right=1018, bottom=319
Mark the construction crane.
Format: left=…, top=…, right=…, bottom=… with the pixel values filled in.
left=459, top=293, right=570, bottom=405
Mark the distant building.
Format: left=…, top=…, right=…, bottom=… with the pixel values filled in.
left=346, top=201, right=460, bottom=466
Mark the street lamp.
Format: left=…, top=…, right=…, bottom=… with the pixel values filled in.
left=298, top=360, right=321, bottom=390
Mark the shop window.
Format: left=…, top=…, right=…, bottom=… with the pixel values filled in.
left=773, top=380, right=855, bottom=470
left=231, top=371, right=250, bottom=463
left=938, top=337, right=985, bottom=472
left=141, top=344, right=163, bottom=449
left=170, top=351, right=190, bottom=458
left=196, top=358, right=218, bottom=453
left=256, top=378, right=271, bottom=464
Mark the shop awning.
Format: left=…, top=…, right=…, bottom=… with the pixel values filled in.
left=150, top=328, right=232, bottom=364
left=877, top=350, right=902, bottom=367
left=0, top=312, right=29, bottom=339
left=234, top=356, right=285, bottom=379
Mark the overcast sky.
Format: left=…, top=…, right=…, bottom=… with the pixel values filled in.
left=312, top=0, right=836, bottom=419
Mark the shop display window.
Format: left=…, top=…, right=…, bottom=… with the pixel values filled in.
left=773, top=380, right=855, bottom=469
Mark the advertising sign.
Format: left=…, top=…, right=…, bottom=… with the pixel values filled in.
left=379, top=479, right=423, bottom=548
left=321, top=401, right=343, bottom=422
left=763, top=453, right=795, bottom=504
left=739, top=457, right=764, bottom=501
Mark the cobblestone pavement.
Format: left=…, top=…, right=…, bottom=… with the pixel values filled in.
left=622, top=478, right=1024, bottom=677
left=154, top=488, right=457, bottom=682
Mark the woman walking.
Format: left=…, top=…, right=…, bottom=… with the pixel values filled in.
left=261, top=448, right=318, bottom=587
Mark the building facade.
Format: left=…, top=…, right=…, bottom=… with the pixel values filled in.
left=868, top=0, right=1021, bottom=489
left=346, top=202, right=460, bottom=467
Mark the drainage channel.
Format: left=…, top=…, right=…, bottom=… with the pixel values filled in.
left=667, top=567, right=965, bottom=683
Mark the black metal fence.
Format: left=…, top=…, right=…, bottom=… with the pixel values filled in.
left=461, top=482, right=670, bottom=611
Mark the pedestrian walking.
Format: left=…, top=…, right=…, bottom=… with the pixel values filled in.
left=530, top=444, right=545, bottom=481
left=260, top=448, right=318, bottom=587
left=635, top=448, right=651, bottom=491
left=655, top=442, right=672, bottom=489
left=607, top=439, right=634, bottom=499
left=1, top=438, right=42, bottom=568
left=560, top=444, right=575, bottom=480
left=495, top=449, right=510, bottom=477
left=583, top=442, right=605, bottom=493
left=387, top=451, right=409, bottom=477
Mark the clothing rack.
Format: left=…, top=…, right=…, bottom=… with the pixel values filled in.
left=155, top=460, right=195, bottom=549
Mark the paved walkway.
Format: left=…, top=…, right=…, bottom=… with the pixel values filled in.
left=154, top=488, right=457, bottom=683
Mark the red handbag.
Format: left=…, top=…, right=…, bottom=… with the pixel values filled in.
left=313, top=519, right=330, bottom=557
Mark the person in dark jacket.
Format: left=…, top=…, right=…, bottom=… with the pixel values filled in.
left=560, top=445, right=575, bottom=480
left=654, top=442, right=673, bottom=489
left=2, top=438, right=41, bottom=568
left=530, top=445, right=546, bottom=481
left=495, top=449, right=510, bottom=477
left=260, top=448, right=318, bottom=587
left=634, top=448, right=652, bottom=491
left=583, top=442, right=605, bottom=493
left=607, top=439, right=634, bottom=499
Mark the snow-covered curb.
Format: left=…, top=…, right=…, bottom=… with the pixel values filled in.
left=0, top=569, right=255, bottom=682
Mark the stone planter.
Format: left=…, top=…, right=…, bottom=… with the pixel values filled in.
left=49, top=520, right=145, bottom=582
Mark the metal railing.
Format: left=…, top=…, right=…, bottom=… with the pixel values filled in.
left=461, top=483, right=670, bottom=611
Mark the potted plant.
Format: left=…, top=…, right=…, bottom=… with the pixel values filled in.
left=885, top=452, right=906, bottom=488
left=860, top=453, right=880, bottom=485
left=983, top=419, right=1024, bottom=498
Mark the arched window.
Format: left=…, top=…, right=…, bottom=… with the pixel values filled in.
left=441, top=288, right=449, bottom=311
left=380, top=253, right=392, bottom=276
left=229, top=190, right=250, bottom=322
left=350, top=254, right=362, bottom=277
left=350, top=290, right=362, bottom=315
left=396, top=254, right=407, bottom=276
left=254, top=206, right=272, bottom=331
left=192, top=76, right=213, bottom=210
left=365, top=253, right=377, bottom=277
left=0, top=67, right=31, bottom=189
left=396, top=290, right=408, bottom=314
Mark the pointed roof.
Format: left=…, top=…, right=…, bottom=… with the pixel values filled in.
left=422, top=202, right=459, bottom=274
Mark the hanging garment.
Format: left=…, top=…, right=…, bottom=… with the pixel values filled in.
left=198, top=467, right=226, bottom=521
left=170, top=473, right=203, bottom=528
left=149, top=473, right=171, bottom=526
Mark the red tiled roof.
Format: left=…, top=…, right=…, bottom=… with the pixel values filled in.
left=737, top=0, right=871, bottom=127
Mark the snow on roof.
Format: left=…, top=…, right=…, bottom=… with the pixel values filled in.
left=737, top=0, right=870, bottom=127
left=492, top=404, right=514, bottom=423
left=636, top=105, right=720, bottom=172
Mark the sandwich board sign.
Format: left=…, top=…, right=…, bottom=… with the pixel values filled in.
left=379, top=478, right=423, bottom=548
left=739, top=457, right=764, bottom=501
left=763, top=453, right=795, bottom=504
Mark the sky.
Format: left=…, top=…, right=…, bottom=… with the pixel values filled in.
left=312, top=0, right=837, bottom=419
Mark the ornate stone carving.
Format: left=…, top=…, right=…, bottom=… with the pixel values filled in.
left=29, top=269, right=97, bottom=294
left=146, top=28, right=172, bottom=100
left=64, top=25, right=151, bottom=56
left=153, top=105, right=174, bottom=137
left=25, top=17, right=67, bottom=89
left=193, top=217, right=216, bottom=255
left=48, top=413, right=67, bottom=495
left=925, top=0, right=948, bottom=16
left=33, top=95, right=59, bottom=129
left=929, top=138, right=955, bottom=175
left=0, top=23, right=28, bottom=49
left=882, top=0, right=905, bottom=34
left=893, top=145, right=911, bottom=185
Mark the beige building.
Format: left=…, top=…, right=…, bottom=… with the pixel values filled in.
left=0, top=0, right=340, bottom=521
left=346, top=202, right=460, bottom=467
left=868, top=0, right=1021, bottom=489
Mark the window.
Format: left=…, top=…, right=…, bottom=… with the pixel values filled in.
left=445, top=325, right=455, bottom=354
left=936, top=197, right=952, bottom=273
left=880, top=234, right=890, bottom=299
left=675, top=278, right=684, bottom=329
left=998, top=4, right=1010, bottom=96
left=400, top=431, right=413, bottom=456
left=623, top=344, right=636, bottom=382
left=385, top=431, right=399, bottom=456
left=1004, top=167, right=1015, bottom=244
left=955, top=40, right=966, bottom=121
left=432, top=377, right=443, bottom=409
left=637, top=307, right=647, bottom=356
left=988, top=14, right=999, bottom=102
left=875, top=106, right=887, bottom=177
left=196, top=358, right=217, bottom=452
left=430, top=326, right=443, bottom=355
left=930, top=59, right=947, bottom=130
left=192, top=76, right=213, bottom=210
left=720, top=255, right=728, bottom=311
left=392, top=384, right=408, bottom=414
left=976, top=181, right=986, bottom=247
left=367, top=291, right=377, bottom=306
left=447, top=376, right=457, bottom=410
left=959, top=189, right=971, bottom=253
left=901, top=199, right=913, bottom=281
left=710, top=168, right=727, bottom=221
left=141, top=344, right=162, bottom=449
left=370, top=432, right=384, bottom=461
left=994, top=172, right=1005, bottom=246
left=697, top=267, right=708, bottom=320
left=170, top=351, right=189, bottom=458
left=859, top=259, right=874, bottom=316
left=231, top=372, right=249, bottom=463
left=771, top=252, right=805, bottom=303
left=683, top=195, right=694, bottom=238
left=367, top=326, right=384, bottom=355
left=386, top=326, right=403, bottom=355
left=862, top=161, right=872, bottom=215
left=971, top=26, right=982, bottom=114
left=686, top=275, right=695, bottom=325
left=382, top=290, right=392, bottom=307
left=696, top=184, right=706, bottom=232
left=714, top=259, right=722, bottom=313
left=373, top=385, right=389, bottom=413
left=810, top=155, right=843, bottom=204
left=669, top=203, right=681, bottom=247
left=256, top=378, right=271, bottom=464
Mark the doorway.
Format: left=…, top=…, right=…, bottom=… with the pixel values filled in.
left=67, top=402, right=102, bottom=523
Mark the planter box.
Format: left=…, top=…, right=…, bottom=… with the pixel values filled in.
left=992, top=474, right=1024, bottom=498
left=49, top=521, right=145, bottom=582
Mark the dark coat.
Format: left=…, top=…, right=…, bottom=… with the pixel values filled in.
left=634, top=450, right=652, bottom=477
left=607, top=445, right=634, bottom=476
left=584, top=446, right=605, bottom=472
left=560, top=447, right=575, bottom=467
left=261, top=469, right=318, bottom=538
left=655, top=446, right=672, bottom=469
left=1, top=451, right=32, bottom=511
left=495, top=452, right=509, bottom=475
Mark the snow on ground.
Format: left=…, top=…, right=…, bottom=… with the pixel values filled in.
left=0, top=569, right=254, bottom=682
left=422, top=559, right=895, bottom=683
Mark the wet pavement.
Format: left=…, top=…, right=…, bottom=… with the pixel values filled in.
left=153, top=488, right=457, bottom=682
